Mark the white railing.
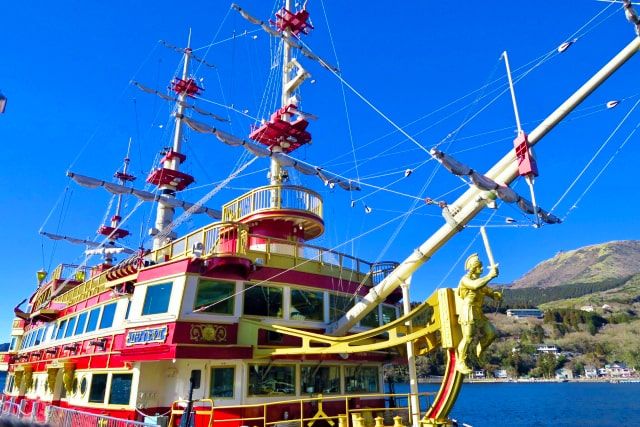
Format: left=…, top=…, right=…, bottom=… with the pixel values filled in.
left=222, top=185, right=323, bottom=221
left=47, top=406, right=159, bottom=427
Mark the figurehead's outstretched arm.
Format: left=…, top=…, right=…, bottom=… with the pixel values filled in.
left=460, top=269, right=497, bottom=291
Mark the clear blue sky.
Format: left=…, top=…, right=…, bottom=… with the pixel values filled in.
left=1, top=1, right=639, bottom=335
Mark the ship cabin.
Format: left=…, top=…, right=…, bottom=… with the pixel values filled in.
left=2, top=184, right=403, bottom=423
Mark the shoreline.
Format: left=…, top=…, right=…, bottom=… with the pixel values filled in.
left=416, top=377, right=640, bottom=384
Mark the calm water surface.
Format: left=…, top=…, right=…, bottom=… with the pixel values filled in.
left=393, top=382, right=640, bottom=426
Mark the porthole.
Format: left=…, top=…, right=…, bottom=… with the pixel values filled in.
left=80, top=377, right=87, bottom=396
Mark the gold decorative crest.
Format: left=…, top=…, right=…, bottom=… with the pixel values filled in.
left=189, top=324, right=227, bottom=343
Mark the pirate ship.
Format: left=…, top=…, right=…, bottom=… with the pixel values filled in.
left=2, top=1, right=640, bottom=426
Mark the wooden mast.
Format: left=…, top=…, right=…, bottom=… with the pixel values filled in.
left=329, top=35, right=640, bottom=336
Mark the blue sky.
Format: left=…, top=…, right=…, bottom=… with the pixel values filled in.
left=1, top=1, right=639, bottom=335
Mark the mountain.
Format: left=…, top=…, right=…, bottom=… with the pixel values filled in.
left=510, top=240, right=640, bottom=289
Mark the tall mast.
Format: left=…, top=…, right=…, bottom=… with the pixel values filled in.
left=270, top=0, right=294, bottom=186
left=152, top=31, right=193, bottom=249
left=104, top=138, right=134, bottom=264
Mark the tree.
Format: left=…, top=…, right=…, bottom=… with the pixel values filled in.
left=536, top=353, right=558, bottom=378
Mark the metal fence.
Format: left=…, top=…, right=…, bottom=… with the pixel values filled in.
left=46, top=406, right=159, bottom=427
left=0, top=398, right=44, bottom=424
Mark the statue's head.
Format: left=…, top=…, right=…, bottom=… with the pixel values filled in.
left=464, top=253, right=483, bottom=274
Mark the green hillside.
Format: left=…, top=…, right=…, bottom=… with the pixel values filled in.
left=511, top=240, right=640, bottom=289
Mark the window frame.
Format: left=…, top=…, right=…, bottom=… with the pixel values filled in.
left=99, top=303, right=117, bottom=329
left=141, top=282, right=174, bottom=316
left=108, top=373, right=133, bottom=405
left=88, top=373, right=109, bottom=403
left=85, top=307, right=100, bottom=333
left=209, top=366, right=235, bottom=399
left=290, top=288, right=325, bottom=321
left=247, top=364, right=296, bottom=397
left=74, top=311, right=88, bottom=336
left=194, top=280, right=235, bottom=315
left=242, top=284, right=284, bottom=318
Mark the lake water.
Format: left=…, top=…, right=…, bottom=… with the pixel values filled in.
left=392, top=382, right=640, bottom=426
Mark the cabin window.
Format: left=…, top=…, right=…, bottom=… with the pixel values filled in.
left=209, top=367, right=234, bottom=398
left=194, top=280, right=235, bottom=315
left=243, top=285, right=283, bottom=318
left=34, top=328, right=44, bottom=346
left=44, top=324, right=54, bottom=343
left=80, top=377, right=87, bottom=396
left=361, top=307, right=380, bottom=328
left=100, top=303, right=117, bottom=329
left=142, top=283, right=173, bottom=315
left=88, top=373, right=108, bottom=403
left=290, top=289, right=324, bottom=321
left=6, top=375, right=14, bottom=393
left=329, top=294, right=354, bottom=322
left=108, top=373, right=133, bottom=405
left=23, top=332, right=31, bottom=348
left=125, top=300, right=132, bottom=320
left=75, top=312, right=88, bottom=335
left=247, top=364, right=295, bottom=396
left=301, top=366, right=340, bottom=394
left=345, top=366, right=379, bottom=393
left=85, top=308, right=100, bottom=333
left=64, top=317, right=77, bottom=339
left=56, top=320, right=68, bottom=340
left=382, top=305, right=398, bottom=324
left=9, top=337, right=16, bottom=351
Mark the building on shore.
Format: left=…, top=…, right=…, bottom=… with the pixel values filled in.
left=506, top=309, right=543, bottom=319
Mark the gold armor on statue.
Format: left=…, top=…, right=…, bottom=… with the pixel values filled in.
left=455, top=253, right=501, bottom=375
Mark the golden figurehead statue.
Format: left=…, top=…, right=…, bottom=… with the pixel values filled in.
left=455, top=253, right=501, bottom=374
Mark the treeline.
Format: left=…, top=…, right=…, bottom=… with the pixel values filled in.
left=496, top=276, right=632, bottom=309
left=543, top=308, right=607, bottom=335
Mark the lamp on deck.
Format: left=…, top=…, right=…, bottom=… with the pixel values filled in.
left=36, top=269, right=47, bottom=286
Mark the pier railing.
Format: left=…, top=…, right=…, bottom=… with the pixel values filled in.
left=47, top=405, right=159, bottom=427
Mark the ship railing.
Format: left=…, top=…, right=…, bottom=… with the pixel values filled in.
left=47, top=405, right=160, bottom=427
left=54, top=270, right=109, bottom=306
left=51, top=263, right=91, bottom=283
left=169, top=392, right=434, bottom=427
left=247, top=234, right=374, bottom=281
left=148, top=221, right=375, bottom=284
left=221, top=185, right=323, bottom=222
left=149, top=221, right=250, bottom=263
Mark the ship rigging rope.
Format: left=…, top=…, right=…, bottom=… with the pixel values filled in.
left=192, top=29, right=261, bottom=52
left=56, top=199, right=146, bottom=292
left=192, top=8, right=231, bottom=77
left=66, top=41, right=160, bottom=172
left=561, top=109, right=640, bottom=222
left=550, top=98, right=640, bottom=214
left=152, top=156, right=259, bottom=244
left=319, top=5, right=616, bottom=172
left=437, top=207, right=502, bottom=289
left=319, top=0, right=361, bottom=190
